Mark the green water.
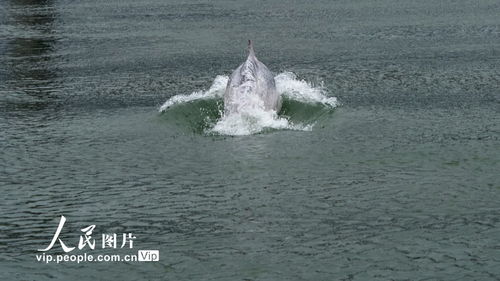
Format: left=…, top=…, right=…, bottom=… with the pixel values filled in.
left=1, top=0, right=499, bottom=280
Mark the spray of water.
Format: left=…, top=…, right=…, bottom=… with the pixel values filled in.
left=159, top=72, right=338, bottom=135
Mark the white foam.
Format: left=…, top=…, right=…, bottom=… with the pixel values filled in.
left=209, top=107, right=313, bottom=136
left=159, top=72, right=337, bottom=135
left=159, top=75, right=228, bottom=112
left=275, top=72, right=339, bottom=107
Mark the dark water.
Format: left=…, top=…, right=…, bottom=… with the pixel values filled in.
left=1, top=0, right=500, bottom=280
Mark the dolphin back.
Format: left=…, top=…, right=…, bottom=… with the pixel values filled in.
left=224, top=41, right=282, bottom=114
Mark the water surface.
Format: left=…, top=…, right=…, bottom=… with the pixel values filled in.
left=1, top=0, right=499, bottom=280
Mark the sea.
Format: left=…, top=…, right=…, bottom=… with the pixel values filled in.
left=1, top=0, right=499, bottom=280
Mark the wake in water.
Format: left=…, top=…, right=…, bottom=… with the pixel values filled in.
left=159, top=72, right=338, bottom=135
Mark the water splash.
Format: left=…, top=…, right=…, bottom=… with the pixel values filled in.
left=275, top=72, right=338, bottom=107
left=159, top=75, right=228, bottom=112
left=159, top=72, right=338, bottom=135
left=210, top=107, right=315, bottom=136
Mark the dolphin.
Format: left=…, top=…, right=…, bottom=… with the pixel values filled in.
left=224, top=40, right=282, bottom=115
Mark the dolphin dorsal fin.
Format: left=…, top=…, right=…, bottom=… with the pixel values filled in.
left=247, top=40, right=255, bottom=58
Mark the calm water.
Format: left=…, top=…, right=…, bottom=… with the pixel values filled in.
left=1, top=0, right=500, bottom=280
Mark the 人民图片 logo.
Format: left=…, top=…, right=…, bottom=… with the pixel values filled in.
left=35, top=216, right=159, bottom=263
